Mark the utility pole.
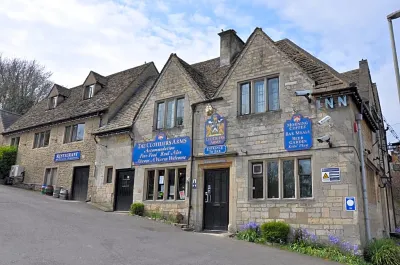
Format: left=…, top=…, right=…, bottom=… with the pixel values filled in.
left=387, top=10, right=400, bottom=103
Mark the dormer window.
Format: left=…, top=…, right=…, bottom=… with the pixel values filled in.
left=84, top=84, right=95, bottom=99
left=49, top=96, right=57, bottom=109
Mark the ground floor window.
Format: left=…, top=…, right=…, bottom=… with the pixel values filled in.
left=44, top=168, right=58, bottom=186
left=146, top=167, right=186, bottom=201
left=105, top=167, right=113, bottom=184
left=250, top=157, right=312, bottom=200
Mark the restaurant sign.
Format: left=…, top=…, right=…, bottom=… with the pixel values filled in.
left=284, top=114, right=312, bottom=151
left=54, top=151, right=81, bottom=162
left=132, top=133, right=191, bottom=165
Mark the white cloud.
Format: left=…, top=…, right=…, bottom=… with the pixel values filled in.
left=155, top=1, right=169, bottom=12
left=192, top=13, right=212, bottom=25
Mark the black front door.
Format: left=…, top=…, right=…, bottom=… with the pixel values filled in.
left=71, top=166, right=90, bottom=201
left=204, top=168, right=229, bottom=230
left=115, top=169, right=135, bottom=211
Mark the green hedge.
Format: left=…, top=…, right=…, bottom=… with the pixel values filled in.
left=0, top=146, right=17, bottom=179
left=364, top=238, right=400, bottom=265
left=260, top=221, right=290, bottom=243
left=129, top=202, right=145, bottom=216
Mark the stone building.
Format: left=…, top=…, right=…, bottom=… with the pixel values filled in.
left=91, top=27, right=394, bottom=245
left=2, top=62, right=158, bottom=202
left=0, top=109, right=21, bottom=146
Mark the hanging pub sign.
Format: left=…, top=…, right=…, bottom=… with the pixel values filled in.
left=284, top=114, right=312, bottom=151
left=132, top=132, right=191, bottom=165
left=54, top=151, right=81, bottom=162
left=204, top=113, right=227, bottom=155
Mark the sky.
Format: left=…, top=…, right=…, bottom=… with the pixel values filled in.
left=0, top=0, right=400, bottom=142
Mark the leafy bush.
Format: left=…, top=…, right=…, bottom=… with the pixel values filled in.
left=0, top=146, right=17, bottom=179
left=293, top=228, right=319, bottom=246
left=129, top=202, right=144, bottom=216
left=287, top=243, right=368, bottom=265
left=364, top=238, right=400, bottom=265
left=260, top=221, right=290, bottom=243
left=236, top=222, right=261, bottom=243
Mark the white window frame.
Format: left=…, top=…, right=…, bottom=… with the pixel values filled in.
left=49, top=96, right=57, bottom=109
left=84, top=84, right=95, bottom=99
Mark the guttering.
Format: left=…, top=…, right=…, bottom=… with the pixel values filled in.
left=187, top=96, right=223, bottom=226
left=3, top=111, right=105, bottom=136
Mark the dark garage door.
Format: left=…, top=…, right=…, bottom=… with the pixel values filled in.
left=71, top=166, right=90, bottom=201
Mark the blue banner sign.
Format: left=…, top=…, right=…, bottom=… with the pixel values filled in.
left=54, top=151, right=81, bottom=162
left=204, top=145, right=227, bottom=156
left=132, top=132, right=191, bottom=165
left=205, top=113, right=227, bottom=146
left=284, top=114, right=312, bottom=151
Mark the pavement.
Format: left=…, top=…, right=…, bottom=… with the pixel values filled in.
left=0, top=185, right=339, bottom=265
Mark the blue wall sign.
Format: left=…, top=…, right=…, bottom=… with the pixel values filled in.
left=345, top=197, right=356, bottom=211
left=54, top=151, right=81, bottom=162
left=204, top=145, right=227, bottom=155
left=284, top=114, right=312, bottom=151
left=132, top=132, right=191, bottom=165
left=205, top=113, right=226, bottom=146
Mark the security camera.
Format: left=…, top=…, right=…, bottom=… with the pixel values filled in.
left=295, top=90, right=312, bottom=103
left=295, top=90, right=311, bottom=96
left=318, top=115, right=331, bottom=125
left=317, top=135, right=332, bottom=148
left=317, top=135, right=330, bottom=143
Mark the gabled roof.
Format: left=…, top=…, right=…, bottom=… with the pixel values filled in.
left=5, top=62, right=154, bottom=134
left=93, top=75, right=158, bottom=135
left=0, top=110, right=21, bottom=131
left=91, top=71, right=107, bottom=86
left=342, top=69, right=359, bottom=86
left=275, top=39, right=349, bottom=91
left=51, top=84, right=71, bottom=97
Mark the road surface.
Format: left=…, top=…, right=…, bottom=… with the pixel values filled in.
left=0, top=185, right=338, bottom=265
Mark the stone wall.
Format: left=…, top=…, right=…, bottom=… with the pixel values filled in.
left=92, top=133, right=133, bottom=210
left=3, top=116, right=99, bottom=199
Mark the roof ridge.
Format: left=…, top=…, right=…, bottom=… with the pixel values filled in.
left=105, top=62, right=153, bottom=78
left=278, top=38, right=348, bottom=86
left=0, top=109, right=21, bottom=116
left=191, top=57, right=220, bottom=66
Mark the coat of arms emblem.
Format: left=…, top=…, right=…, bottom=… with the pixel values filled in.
left=205, top=113, right=226, bottom=146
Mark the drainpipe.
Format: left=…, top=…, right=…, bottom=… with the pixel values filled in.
left=187, top=97, right=223, bottom=226
left=356, top=103, right=372, bottom=242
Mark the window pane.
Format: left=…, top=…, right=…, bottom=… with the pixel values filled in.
left=298, top=159, right=312, bottom=198
left=44, top=131, right=50, bottom=146
left=51, top=168, right=58, bottom=186
left=147, top=170, right=155, bottom=200
left=33, top=133, right=39, bottom=148
left=76, top=124, right=85, bottom=141
left=39, top=132, right=45, bottom=147
left=156, top=102, right=165, bottom=129
left=167, top=169, right=175, bottom=200
left=240, top=83, right=250, bottom=115
left=166, top=100, right=175, bottom=128
left=252, top=162, right=263, bottom=199
left=106, top=168, right=113, bottom=183
left=44, top=169, right=51, bottom=185
left=11, top=138, right=15, bottom=146
left=89, top=85, right=94, bottom=98
left=71, top=125, right=78, bottom=142
left=176, top=98, right=184, bottom=126
left=15, top=137, right=20, bottom=147
left=267, top=161, right=279, bottom=198
left=157, top=170, right=165, bottom=200
left=254, top=80, right=265, bottom=113
left=177, top=168, right=186, bottom=200
left=283, top=160, right=295, bottom=198
left=64, top=126, right=71, bottom=143
left=268, top=78, right=279, bottom=111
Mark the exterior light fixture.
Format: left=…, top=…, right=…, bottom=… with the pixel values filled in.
left=205, top=104, right=214, bottom=116
left=295, top=90, right=312, bottom=103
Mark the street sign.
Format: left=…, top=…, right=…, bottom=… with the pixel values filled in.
left=345, top=197, right=356, bottom=211
left=321, top=167, right=341, bottom=182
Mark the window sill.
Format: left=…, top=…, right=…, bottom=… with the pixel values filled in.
left=153, top=126, right=184, bottom=132
left=144, top=200, right=186, bottom=203
left=238, top=109, right=282, bottom=119
left=33, top=146, right=50, bottom=150
left=248, top=197, right=315, bottom=203
left=63, top=140, right=84, bottom=145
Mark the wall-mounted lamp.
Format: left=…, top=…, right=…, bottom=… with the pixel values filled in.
left=317, top=135, right=332, bottom=148
left=295, top=90, right=312, bottom=103
left=205, top=104, right=214, bottom=116
left=379, top=176, right=391, bottom=188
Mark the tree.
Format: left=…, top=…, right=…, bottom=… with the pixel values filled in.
left=0, top=54, right=53, bottom=115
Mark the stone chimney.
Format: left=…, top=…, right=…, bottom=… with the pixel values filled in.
left=218, top=29, right=244, bottom=67
left=358, top=59, right=373, bottom=102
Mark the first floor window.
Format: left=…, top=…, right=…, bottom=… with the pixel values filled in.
left=146, top=167, right=186, bottom=201
left=105, top=167, right=113, bottom=184
left=250, top=158, right=312, bottom=199
left=252, top=162, right=263, bottom=199
left=44, top=168, right=58, bottom=186
left=239, top=77, right=279, bottom=115
left=155, top=97, right=185, bottom=129
left=11, top=137, right=20, bottom=147
left=147, top=170, right=155, bottom=200
left=33, top=130, right=50, bottom=148
left=64, top=123, right=85, bottom=143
